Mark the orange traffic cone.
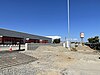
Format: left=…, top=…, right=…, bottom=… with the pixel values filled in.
left=9, top=45, right=12, bottom=52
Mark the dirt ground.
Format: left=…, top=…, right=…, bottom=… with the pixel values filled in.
left=0, top=45, right=100, bottom=75
left=20, top=45, right=100, bottom=75
left=21, top=46, right=75, bottom=75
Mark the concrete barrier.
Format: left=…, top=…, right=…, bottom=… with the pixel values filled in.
left=25, top=43, right=62, bottom=50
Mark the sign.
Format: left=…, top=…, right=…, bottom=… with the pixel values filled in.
left=80, top=32, right=84, bottom=38
left=0, top=36, right=3, bottom=37
left=40, top=39, right=42, bottom=41
left=26, top=38, right=29, bottom=40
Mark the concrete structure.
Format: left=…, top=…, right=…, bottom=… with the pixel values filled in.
left=0, top=28, right=52, bottom=44
left=46, top=36, right=61, bottom=43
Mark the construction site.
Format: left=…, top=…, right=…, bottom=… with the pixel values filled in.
left=0, top=43, right=100, bottom=75
left=0, top=0, right=100, bottom=74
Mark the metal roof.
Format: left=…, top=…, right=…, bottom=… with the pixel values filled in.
left=0, top=28, right=52, bottom=41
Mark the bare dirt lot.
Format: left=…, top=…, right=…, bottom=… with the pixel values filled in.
left=0, top=45, right=100, bottom=75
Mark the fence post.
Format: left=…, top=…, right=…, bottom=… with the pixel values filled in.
left=25, top=43, right=28, bottom=51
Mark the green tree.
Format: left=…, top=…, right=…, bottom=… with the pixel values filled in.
left=53, top=39, right=60, bottom=43
left=88, top=36, right=99, bottom=43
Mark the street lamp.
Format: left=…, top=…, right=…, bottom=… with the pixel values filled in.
left=67, top=0, right=70, bottom=50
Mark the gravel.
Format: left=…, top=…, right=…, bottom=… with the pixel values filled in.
left=0, top=45, right=100, bottom=75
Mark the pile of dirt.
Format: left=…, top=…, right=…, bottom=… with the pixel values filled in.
left=21, top=46, right=75, bottom=75
left=76, top=45, right=94, bottom=51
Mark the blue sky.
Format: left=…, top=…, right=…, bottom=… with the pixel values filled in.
left=0, top=0, right=100, bottom=42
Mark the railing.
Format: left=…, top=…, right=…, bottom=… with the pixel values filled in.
left=0, top=45, right=25, bottom=51
left=0, top=43, right=62, bottom=51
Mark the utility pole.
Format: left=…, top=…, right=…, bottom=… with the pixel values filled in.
left=67, top=0, right=70, bottom=50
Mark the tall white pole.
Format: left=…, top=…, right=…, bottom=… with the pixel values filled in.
left=68, top=0, right=70, bottom=37
left=67, top=0, right=70, bottom=50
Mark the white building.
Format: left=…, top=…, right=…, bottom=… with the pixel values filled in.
left=46, top=36, right=61, bottom=43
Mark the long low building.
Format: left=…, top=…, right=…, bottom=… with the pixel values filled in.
left=0, top=28, right=52, bottom=44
